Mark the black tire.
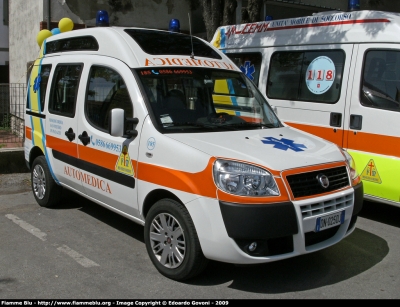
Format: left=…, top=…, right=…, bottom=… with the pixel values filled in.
left=31, top=156, right=62, bottom=208
left=144, top=199, right=209, bottom=281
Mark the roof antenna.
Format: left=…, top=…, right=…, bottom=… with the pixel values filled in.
left=188, top=12, right=195, bottom=59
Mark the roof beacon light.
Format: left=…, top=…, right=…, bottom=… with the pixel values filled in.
left=265, top=15, right=273, bottom=21
left=96, top=10, right=110, bottom=27
left=169, top=19, right=180, bottom=32
left=348, top=0, right=360, bottom=11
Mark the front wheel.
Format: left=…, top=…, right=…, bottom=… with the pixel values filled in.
left=31, top=156, right=62, bottom=207
left=144, top=199, right=208, bottom=280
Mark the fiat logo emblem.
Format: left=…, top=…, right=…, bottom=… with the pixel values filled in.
left=317, top=174, right=329, bottom=188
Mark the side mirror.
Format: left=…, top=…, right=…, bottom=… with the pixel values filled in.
left=109, top=108, right=125, bottom=137
left=109, top=108, right=140, bottom=138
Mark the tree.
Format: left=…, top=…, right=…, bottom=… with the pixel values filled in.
left=200, top=0, right=235, bottom=41
left=242, top=0, right=263, bottom=24
left=199, top=0, right=265, bottom=41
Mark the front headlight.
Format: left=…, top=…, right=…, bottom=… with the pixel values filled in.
left=213, top=159, right=279, bottom=196
left=339, top=148, right=360, bottom=185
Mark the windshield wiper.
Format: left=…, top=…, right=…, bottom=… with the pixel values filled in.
left=163, top=122, right=215, bottom=129
left=163, top=121, right=277, bottom=131
left=222, top=122, right=278, bottom=129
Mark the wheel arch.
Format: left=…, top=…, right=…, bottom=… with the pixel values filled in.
left=142, top=189, right=182, bottom=219
left=29, top=146, right=44, bottom=168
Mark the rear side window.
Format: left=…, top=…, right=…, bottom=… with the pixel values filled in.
left=267, top=50, right=345, bottom=104
left=49, top=64, right=83, bottom=117
left=27, top=64, right=52, bottom=112
left=361, top=49, right=400, bottom=112
left=85, top=66, right=133, bottom=131
left=38, top=65, right=52, bottom=112
left=46, top=36, right=99, bottom=54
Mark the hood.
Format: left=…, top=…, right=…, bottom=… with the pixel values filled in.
left=167, top=126, right=344, bottom=172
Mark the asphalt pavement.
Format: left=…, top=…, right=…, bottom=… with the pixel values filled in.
left=0, top=171, right=31, bottom=194
left=0, top=172, right=399, bottom=299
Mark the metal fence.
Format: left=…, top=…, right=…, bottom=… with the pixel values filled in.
left=0, top=83, right=26, bottom=148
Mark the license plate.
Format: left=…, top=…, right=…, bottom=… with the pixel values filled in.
left=315, top=211, right=345, bottom=232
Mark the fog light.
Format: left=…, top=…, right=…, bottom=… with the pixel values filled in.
left=248, top=242, right=257, bottom=252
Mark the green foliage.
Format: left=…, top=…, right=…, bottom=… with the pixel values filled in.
left=0, top=114, right=11, bottom=131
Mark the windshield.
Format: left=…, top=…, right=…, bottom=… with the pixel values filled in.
left=135, top=68, right=282, bottom=133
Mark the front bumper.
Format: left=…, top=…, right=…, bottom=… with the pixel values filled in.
left=186, top=188, right=357, bottom=264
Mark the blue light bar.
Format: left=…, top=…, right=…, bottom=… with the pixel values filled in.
left=169, top=19, right=180, bottom=32
left=265, top=15, right=273, bottom=21
left=96, top=10, right=109, bottom=27
left=348, top=0, right=360, bottom=11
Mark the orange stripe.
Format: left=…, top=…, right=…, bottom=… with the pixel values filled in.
left=45, top=134, right=352, bottom=203
left=47, top=142, right=285, bottom=202
left=137, top=158, right=217, bottom=198
left=46, top=136, right=214, bottom=197
left=239, top=116, right=261, bottom=123
left=138, top=157, right=291, bottom=202
left=46, top=135, right=130, bottom=173
left=78, top=144, right=136, bottom=173
left=25, top=127, right=32, bottom=140
left=286, top=122, right=400, bottom=158
left=281, top=161, right=351, bottom=200
left=138, top=157, right=347, bottom=203
left=46, top=135, right=78, bottom=158
left=285, top=122, right=344, bottom=146
left=344, top=129, right=400, bottom=158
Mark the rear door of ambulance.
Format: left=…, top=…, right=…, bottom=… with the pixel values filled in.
left=345, top=44, right=400, bottom=205
left=39, top=58, right=84, bottom=193
left=261, top=44, right=355, bottom=147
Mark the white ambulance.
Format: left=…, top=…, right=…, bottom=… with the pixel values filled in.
left=212, top=10, right=400, bottom=208
left=24, top=17, right=363, bottom=280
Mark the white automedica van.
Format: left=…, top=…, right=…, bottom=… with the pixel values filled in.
left=212, top=10, right=400, bottom=207
left=25, top=20, right=363, bottom=280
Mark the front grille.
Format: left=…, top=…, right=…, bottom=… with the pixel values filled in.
left=286, top=166, right=349, bottom=198
left=300, top=194, right=353, bottom=218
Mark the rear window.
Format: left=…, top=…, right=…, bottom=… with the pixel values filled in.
left=124, top=29, right=222, bottom=59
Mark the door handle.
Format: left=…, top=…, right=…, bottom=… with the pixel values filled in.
left=78, top=131, right=90, bottom=146
left=330, top=112, right=342, bottom=127
left=350, top=114, right=363, bottom=130
left=65, top=128, right=75, bottom=142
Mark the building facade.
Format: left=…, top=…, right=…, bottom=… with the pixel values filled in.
left=1, top=0, right=9, bottom=83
